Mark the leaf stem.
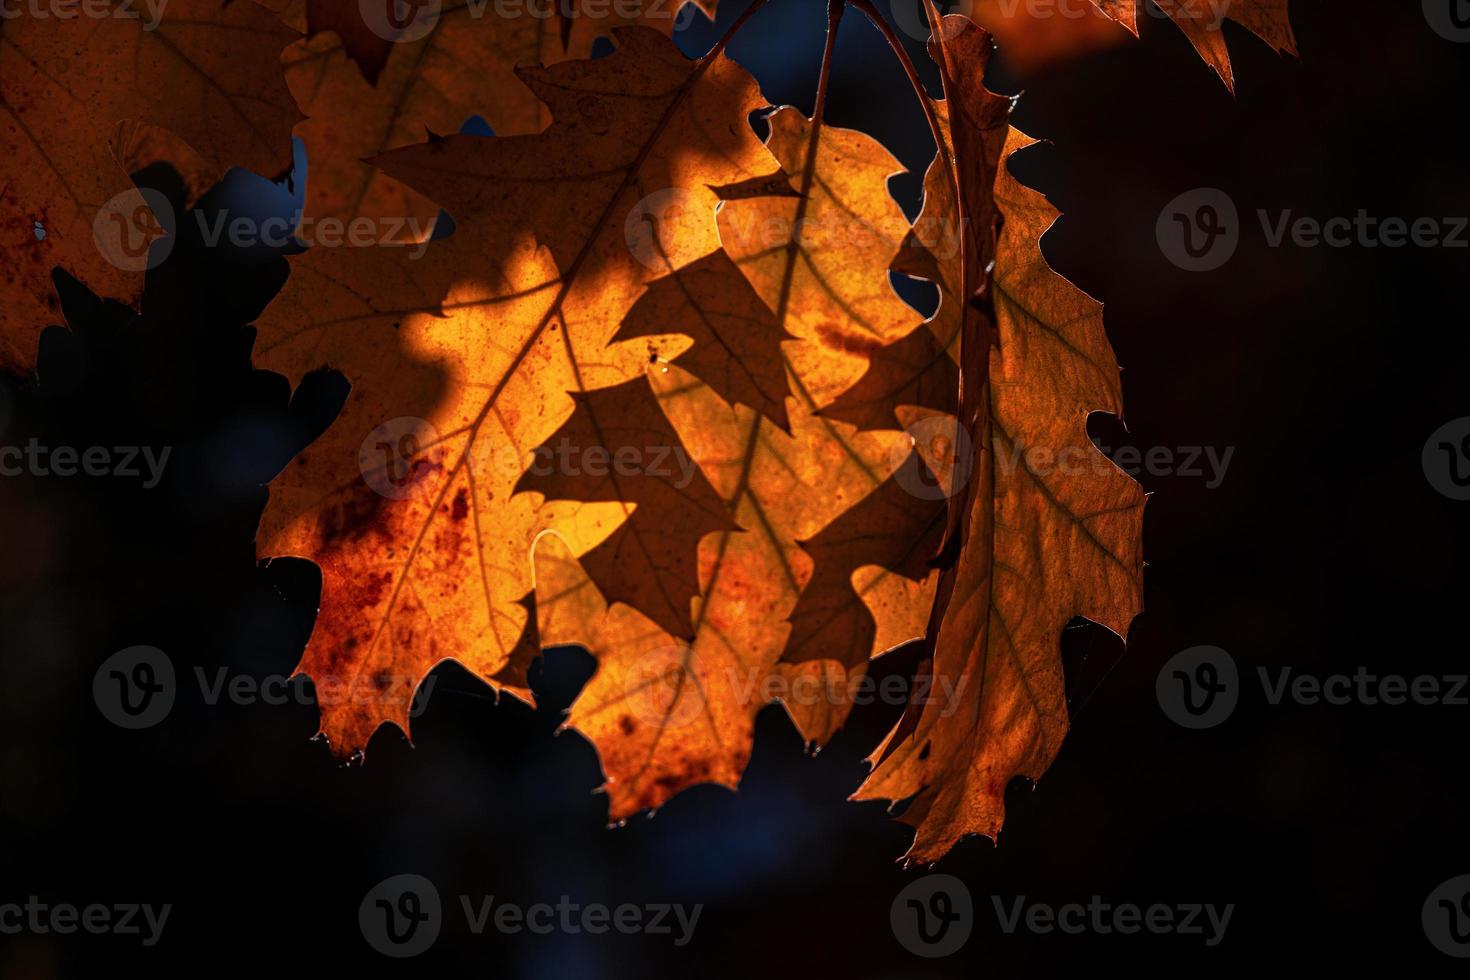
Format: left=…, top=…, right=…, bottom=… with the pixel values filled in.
left=709, top=0, right=772, bottom=60
left=846, top=0, right=978, bottom=365
left=845, top=0, right=951, bottom=185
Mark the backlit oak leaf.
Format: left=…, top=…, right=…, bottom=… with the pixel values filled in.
left=254, top=26, right=778, bottom=755
left=1092, top=0, right=1295, bottom=90
left=758, top=18, right=1007, bottom=745
left=537, top=357, right=910, bottom=818
left=719, top=106, right=919, bottom=407
left=893, top=15, right=1009, bottom=367
left=886, top=15, right=1010, bottom=583
left=776, top=455, right=947, bottom=743
left=612, top=249, right=795, bottom=432
left=279, top=0, right=716, bottom=244
left=534, top=101, right=954, bottom=811
left=515, top=379, right=740, bottom=640
left=0, top=0, right=299, bottom=373
left=819, top=318, right=957, bottom=432
left=853, top=126, right=1147, bottom=862
left=718, top=106, right=951, bottom=742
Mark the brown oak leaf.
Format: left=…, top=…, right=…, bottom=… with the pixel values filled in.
left=1092, top=0, right=1295, bottom=89
left=854, top=124, right=1147, bottom=862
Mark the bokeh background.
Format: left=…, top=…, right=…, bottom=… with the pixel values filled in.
left=2, top=0, right=1468, bottom=974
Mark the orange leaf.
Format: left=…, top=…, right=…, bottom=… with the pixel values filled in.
left=543, top=98, right=954, bottom=813
left=279, top=0, right=717, bottom=244
left=253, top=26, right=779, bottom=755
left=0, top=0, right=299, bottom=373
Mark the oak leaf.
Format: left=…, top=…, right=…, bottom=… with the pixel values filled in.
left=253, top=26, right=781, bottom=754
left=0, top=0, right=299, bottom=373
left=1092, top=0, right=1295, bottom=89
left=854, top=123, right=1146, bottom=862
left=276, top=0, right=716, bottom=244
left=537, top=96, right=954, bottom=810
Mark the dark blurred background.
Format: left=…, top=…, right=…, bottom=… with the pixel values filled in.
left=2, top=0, right=1468, bottom=974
